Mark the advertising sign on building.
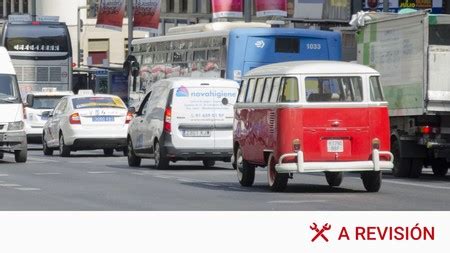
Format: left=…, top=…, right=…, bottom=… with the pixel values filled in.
left=363, top=0, right=443, bottom=13
left=255, top=0, right=287, bottom=17
left=96, top=0, right=126, bottom=31
left=133, top=0, right=161, bottom=33
left=211, top=0, right=243, bottom=19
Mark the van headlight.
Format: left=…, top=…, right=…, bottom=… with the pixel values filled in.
left=8, top=121, right=24, bottom=131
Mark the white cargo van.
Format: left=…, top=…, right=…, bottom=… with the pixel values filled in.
left=0, top=46, right=27, bottom=163
left=127, top=78, right=239, bottom=169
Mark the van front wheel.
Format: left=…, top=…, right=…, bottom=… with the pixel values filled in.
left=154, top=141, right=169, bottom=170
left=14, top=149, right=27, bottom=163
left=236, top=147, right=255, bottom=187
left=267, top=155, right=288, bottom=192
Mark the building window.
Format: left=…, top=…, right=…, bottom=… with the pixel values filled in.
left=0, top=0, right=4, bottom=19
left=168, top=0, right=174, bottom=12
left=181, top=0, right=188, bottom=13
left=88, top=39, right=109, bottom=65
left=23, top=0, right=28, bottom=14
left=87, top=0, right=99, bottom=19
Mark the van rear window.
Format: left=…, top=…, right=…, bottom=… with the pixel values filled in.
left=306, top=77, right=363, bottom=103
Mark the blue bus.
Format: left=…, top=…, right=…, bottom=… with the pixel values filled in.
left=129, top=22, right=341, bottom=105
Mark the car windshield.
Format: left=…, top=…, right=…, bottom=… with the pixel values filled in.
left=72, top=96, right=126, bottom=109
left=0, top=74, right=21, bottom=103
left=32, top=96, right=64, bottom=109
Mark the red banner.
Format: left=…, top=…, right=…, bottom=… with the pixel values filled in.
left=96, top=0, right=126, bottom=31
left=211, top=0, right=243, bottom=19
left=255, top=0, right=287, bottom=17
left=133, top=0, right=161, bottom=32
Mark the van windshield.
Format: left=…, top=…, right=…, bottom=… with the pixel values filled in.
left=305, top=76, right=363, bottom=102
left=0, top=74, right=21, bottom=103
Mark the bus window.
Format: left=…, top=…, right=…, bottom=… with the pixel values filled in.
left=238, top=79, right=249, bottom=103
left=275, top=38, right=299, bottom=54
left=261, top=78, right=273, bottom=103
left=253, top=78, right=266, bottom=103
left=370, top=76, right=384, bottom=101
left=270, top=77, right=281, bottom=103
left=245, top=79, right=257, bottom=103
left=279, top=77, right=299, bottom=103
left=173, top=52, right=185, bottom=62
left=207, top=49, right=220, bottom=61
left=306, top=77, right=363, bottom=102
left=194, top=50, right=206, bottom=61
left=155, top=53, right=166, bottom=63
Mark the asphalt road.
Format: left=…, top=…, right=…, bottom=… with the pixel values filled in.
left=0, top=146, right=449, bottom=210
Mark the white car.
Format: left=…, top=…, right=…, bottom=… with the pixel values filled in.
left=42, top=94, right=132, bottom=157
left=24, top=90, right=73, bottom=143
left=127, top=78, right=239, bottom=169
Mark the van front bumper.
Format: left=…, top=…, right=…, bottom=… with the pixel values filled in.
left=275, top=149, right=394, bottom=173
left=0, top=131, right=27, bottom=151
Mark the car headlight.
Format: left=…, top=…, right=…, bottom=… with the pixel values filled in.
left=8, top=121, right=24, bottom=131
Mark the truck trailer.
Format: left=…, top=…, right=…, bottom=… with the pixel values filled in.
left=356, top=11, right=450, bottom=178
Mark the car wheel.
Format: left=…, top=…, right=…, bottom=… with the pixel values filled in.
left=267, top=154, right=288, bottom=192
left=235, top=146, right=255, bottom=187
left=127, top=139, right=141, bottom=167
left=391, top=139, right=411, bottom=177
left=14, top=149, right=27, bottom=163
left=0, top=151, right=4, bottom=160
left=154, top=141, right=169, bottom=170
left=361, top=171, right=382, bottom=192
left=42, top=137, right=53, bottom=156
left=103, top=148, right=114, bottom=156
left=59, top=134, right=71, bottom=157
left=202, top=160, right=215, bottom=168
left=325, top=172, right=343, bottom=187
left=431, top=158, right=448, bottom=177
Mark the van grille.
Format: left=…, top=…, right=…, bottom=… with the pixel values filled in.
left=12, top=66, right=63, bottom=82
left=268, top=111, right=276, bottom=134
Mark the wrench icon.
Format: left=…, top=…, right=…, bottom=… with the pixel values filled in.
left=310, top=223, right=331, bottom=242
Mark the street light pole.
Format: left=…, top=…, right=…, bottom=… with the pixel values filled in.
left=244, top=0, right=251, bottom=23
left=127, top=0, right=133, bottom=57
left=77, top=6, right=88, bottom=68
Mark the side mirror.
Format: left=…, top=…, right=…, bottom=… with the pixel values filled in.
left=129, top=107, right=136, bottom=114
left=41, top=111, right=51, bottom=118
left=48, top=111, right=54, bottom=118
left=26, top=94, right=34, bottom=107
left=131, top=61, right=140, bottom=77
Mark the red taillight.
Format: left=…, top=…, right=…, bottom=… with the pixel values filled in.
left=421, top=126, right=431, bottom=134
left=125, top=111, right=133, bottom=124
left=69, top=113, right=81, bottom=124
left=163, top=107, right=171, bottom=133
left=32, top=21, right=41, bottom=25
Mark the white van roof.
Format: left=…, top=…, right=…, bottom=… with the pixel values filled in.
left=245, top=61, right=379, bottom=77
left=0, top=47, right=16, bottom=75
left=156, top=78, right=240, bottom=89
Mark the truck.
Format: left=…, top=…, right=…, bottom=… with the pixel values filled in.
left=355, top=11, right=450, bottom=178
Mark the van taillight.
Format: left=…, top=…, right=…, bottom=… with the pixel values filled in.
left=69, top=113, right=81, bottom=124
left=125, top=111, right=133, bottom=124
left=164, top=107, right=171, bottom=133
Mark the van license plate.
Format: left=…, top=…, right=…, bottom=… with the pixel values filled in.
left=327, top=140, right=344, bottom=153
left=183, top=130, right=211, bottom=137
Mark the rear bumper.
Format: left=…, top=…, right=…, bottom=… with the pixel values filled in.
left=275, top=149, right=394, bottom=173
left=72, top=138, right=127, bottom=150
left=0, top=131, right=27, bottom=151
left=163, top=134, right=232, bottom=161
left=64, top=125, right=128, bottom=146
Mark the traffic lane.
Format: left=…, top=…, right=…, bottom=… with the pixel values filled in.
left=0, top=150, right=449, bottom=210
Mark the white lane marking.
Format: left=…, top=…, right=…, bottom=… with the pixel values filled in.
left=0, top=183, right=21, bottom=187
left=15, top=187, right=41, bottom=191
left=87, top=171, right=117, bottom=174
left=33, top=172, right=62, bottom=175
left=383, top=179, right=450, bottom=190
left=27, top=157, right=59, bottom=163
left=0, top=174, right=9, bottom=177
left=268, top=200, right=328, bottom=204
left=153, top=175, right=173, bottom=179
left=176, top=178, right=198, bottom=183
left=68, top=161, right=92, bottom=164
left=132, top=172, right=154, bottom=176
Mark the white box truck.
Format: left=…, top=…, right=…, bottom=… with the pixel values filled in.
left=356, top=11, right=450, bottom=178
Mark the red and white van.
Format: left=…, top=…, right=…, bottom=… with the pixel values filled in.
left=233, top=61, right=394, bottom=192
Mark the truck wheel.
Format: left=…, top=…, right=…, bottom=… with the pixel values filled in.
left=431, top=158, right=448, bottom=177
left=59, top=134, right=71, bottom=157
left=325, top=172, right=343, bottom=187
left=361, top=171, right=382, bottom=192
left=43, top=138, right=53, bottom=156
left=202, top=160, right=215, bottom=168
left=267, top=155, right=288, bottom=192
left=236, top=146, right=255, bottom=187
left=14, top=149, right=27, bottom=163
left=391, top=139, right=411, bottom=177
left=409, top=159, right=423, bottom=178
left=103, top=148, right=114, bottom=156
left=154, top=141, right=169, bottom=170
left=127, top=139, right=141, bottom=167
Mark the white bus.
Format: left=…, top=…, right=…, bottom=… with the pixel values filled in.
left=1, top=16, right=73, bottom=100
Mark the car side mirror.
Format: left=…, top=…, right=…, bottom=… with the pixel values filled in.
left=129, top=107, right=136, bottom=114
left=48, top=112, right=54, bottom=118
left=26, top=94, right=34, bottom=107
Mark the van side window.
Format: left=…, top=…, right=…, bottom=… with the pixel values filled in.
left=370, top=76, right=384, bottom=101
left=306, top=76, right=363, bottom=102
left=238, top=80, right=248, bottom=103
left=270, top=77, right=281, bottom=103
left=261, top=77, right=273, bottom=103
left=245, top=79, right=257, bottom=103
left=253, top=78, right=266, bottom=103
left=279, top=77, right=299, bottom=103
